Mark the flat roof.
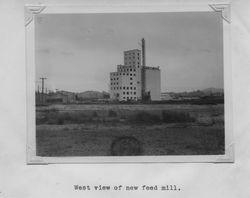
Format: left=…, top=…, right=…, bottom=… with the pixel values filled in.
left=124, top=49, right=141, bottom=53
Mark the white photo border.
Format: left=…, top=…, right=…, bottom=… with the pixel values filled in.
left=25, top=2, right=233, bottom=164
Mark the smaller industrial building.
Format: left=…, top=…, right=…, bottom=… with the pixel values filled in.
left=36, top=90, right=76, bottom=105
left=110, top=39, right=161, bottom=101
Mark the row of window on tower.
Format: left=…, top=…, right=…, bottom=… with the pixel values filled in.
left=110, top=77, right=134, bottom=83
left=111, top=86, right=136, bottom=90
left=125, top=62, right=140, bottom=66
left=123, top=96, right=137, bottom=100
left=110, top=73, right=136, bottom=80
left=111, top=82, right=133, bottom=87
left=125, top=56, right=140, bottom=60
left=122, top=91, right=137, bottom=95
left=119, top=68, right=137, bottom=72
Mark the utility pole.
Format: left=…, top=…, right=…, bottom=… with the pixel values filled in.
left=40, top=77, right=47, bottom=104
left=141, top=38, right=146, bottom=101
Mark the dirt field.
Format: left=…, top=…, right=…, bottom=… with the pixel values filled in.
left=36, top=104, right=224, bottom=156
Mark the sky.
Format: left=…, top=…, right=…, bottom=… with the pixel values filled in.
left=35, top=12, right=224, bottom=93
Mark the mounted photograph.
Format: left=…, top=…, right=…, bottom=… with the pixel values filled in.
left=26, top=4, right=233, bottom=163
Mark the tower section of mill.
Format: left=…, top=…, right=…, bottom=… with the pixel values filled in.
left=110, top=39, right=161, bottom=101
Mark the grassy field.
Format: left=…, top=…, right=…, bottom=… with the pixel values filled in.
left=36, top=104, right=224, bottom=156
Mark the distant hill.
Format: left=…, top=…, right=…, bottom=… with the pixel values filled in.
left=161, top=88, right=224, bottom=99
left=77, top=91, right=110, bottom=99
left=202, top=88, right=224, bottom=94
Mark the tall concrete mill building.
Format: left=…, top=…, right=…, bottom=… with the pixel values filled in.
left=110, top=39, right=161, bottom=101
left=110, top=38, right=161, bottom=101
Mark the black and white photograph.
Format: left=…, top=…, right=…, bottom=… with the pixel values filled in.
left=33, top=11, right=227, bottom=158
left=3, top=0, right=250, bottom=197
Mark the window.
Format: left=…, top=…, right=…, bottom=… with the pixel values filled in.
left=127, top=73, right=129, bottom=76
left=130, top=82, right=132, bottom=85
left=134, top=92, right=136, bottom=95
left=134, top=74, right=136, bottom=76
left=123, top=73, right=125, bottom=75
left=117, top=78, right=119, bottom=80
left=127, top=92, right=129, bottom=94
left=123, top=92, right=125, bottom=94
left=134, top=87, right=136, bottom=90
left=130, top=69, right=132, bottom=71
left=123, top=87, right=125, bottom=90
left=127, top=87, right=129, bottom=90
left=134, top=69, right=136, bottom=71
left=130, top=77, right=133, bottom=80
left=130, top=74, right=132, bottom=76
